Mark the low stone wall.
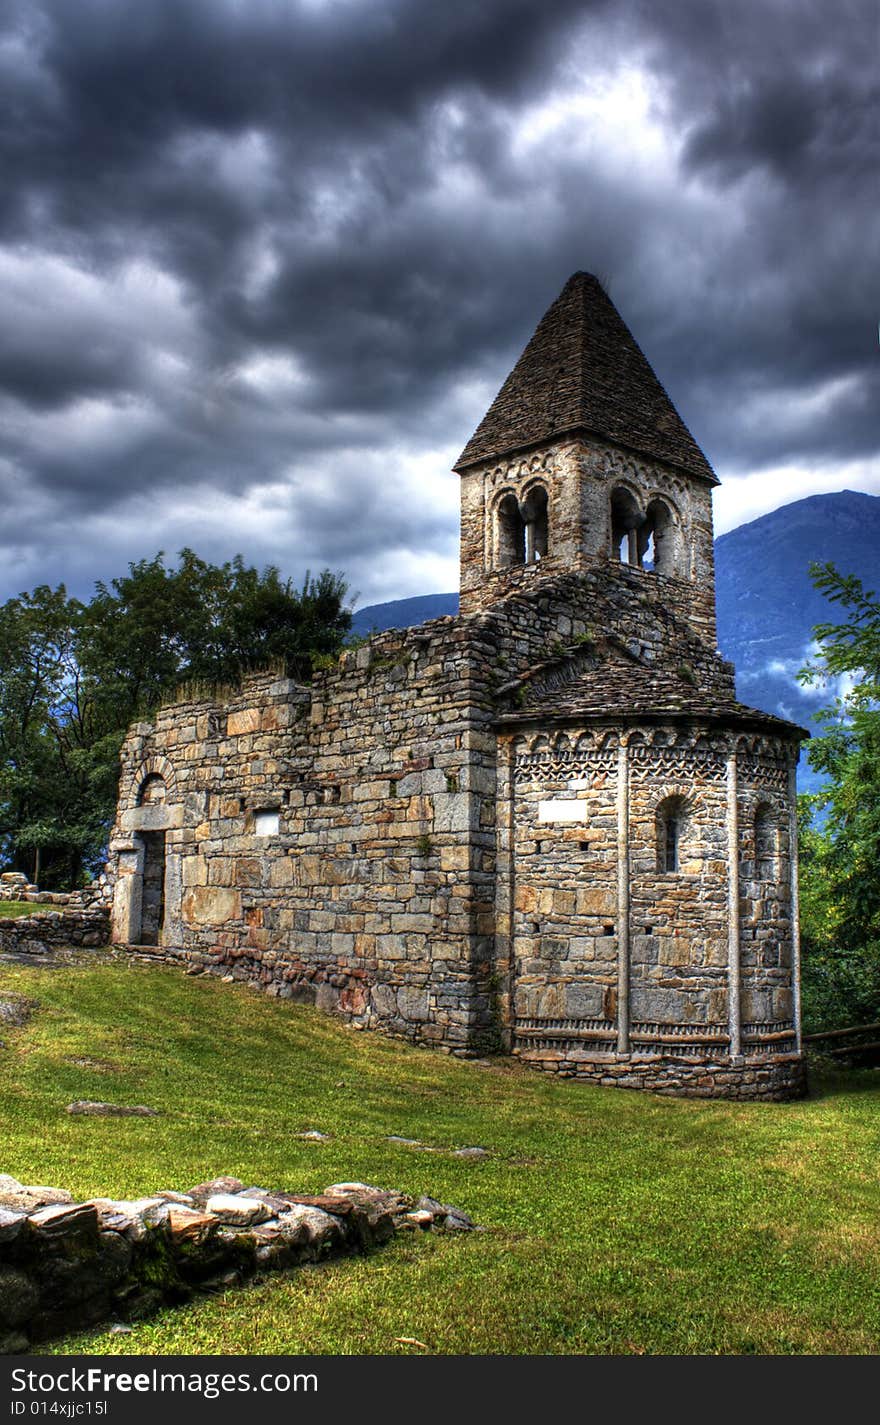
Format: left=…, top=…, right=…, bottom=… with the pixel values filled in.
left=0, top=870, right=112, bottom=909
left=0, top=907, right=110, bottom=955
left=517, top=1048, right=807, bottom=1099
left=0, top=1174, right=475, bottom=1353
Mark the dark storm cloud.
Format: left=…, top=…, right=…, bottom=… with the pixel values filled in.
left=0, top=0, right=875, bottom=604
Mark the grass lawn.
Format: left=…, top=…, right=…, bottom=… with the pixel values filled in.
left=1, top=953, right=879, bottom=1356
left=0, top=901, right=58, bottom=918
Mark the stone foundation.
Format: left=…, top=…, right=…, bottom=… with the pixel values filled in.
left=516, top=1048, right=807, bottom=1099
left=0, top=1175, right=475, bottom=1354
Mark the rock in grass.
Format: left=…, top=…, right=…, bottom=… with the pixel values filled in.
left=0, top=1181, right=74, bottom=1212
left=27, top=1203, right=99, bottom=1240
left=0, top=998, right=35, bottom=1028
left=0, top=1208, right=26, bottom=1243
left=440, top=1207, right=478, bottom=1231
left=204, top=1194, right=271, bottom=1227
left=65, top=1101, right=160, bottom=1117
left=187, top=1176, right=245, bottom=1204
left=275, top=1205, right=343, bottom=1247
left=165, top=1207, right=217, bottom=1242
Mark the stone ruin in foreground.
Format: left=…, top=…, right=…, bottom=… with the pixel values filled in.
left=105, top=273, right=807, bottom=1100
left=0, top=1174, right=474, bottom=1353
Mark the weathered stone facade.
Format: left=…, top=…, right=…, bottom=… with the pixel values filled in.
left=107, top=273, right=806, bottom=1099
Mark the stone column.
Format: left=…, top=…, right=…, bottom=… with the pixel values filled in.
left=726, top=743, right=741, bottom=1060
left=111, top=842, right=144, bottom=945
left=788, top=756, right=803, bottom=1053
left=495, top=735, right=517, bottom=1052
left=617, top=736, right=630, bottom=1055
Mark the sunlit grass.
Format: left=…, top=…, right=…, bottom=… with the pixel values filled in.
left=0, top=957, right=878, bottom=1355
left=0, top=901, right=57, bottom=919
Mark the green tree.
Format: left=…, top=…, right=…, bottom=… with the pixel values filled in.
left=798, top=562, right=880, bottom=1030
left=0, top=553, right=351, bottom=887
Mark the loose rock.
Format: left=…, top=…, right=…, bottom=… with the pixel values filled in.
left=65, top=1102, right=160, bottom=1117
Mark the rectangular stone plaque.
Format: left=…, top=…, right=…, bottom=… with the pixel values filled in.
left=538, top=799, right=588, bottom=823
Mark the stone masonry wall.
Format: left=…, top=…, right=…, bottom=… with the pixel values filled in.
left=459, top=437, right=717, bottom=644
left=108, top=563, right=738, bottom=1059
left=0, top=908, right=110, bottom=956
left=494, top=721, right=802, bottom=1095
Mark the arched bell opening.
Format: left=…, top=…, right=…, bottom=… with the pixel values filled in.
left=495, top=492, right=525, bottom=567
left=610, top=487, right=644, bottom=566
left=520, top=484, right=549, bottom=564
left=640, top=498, right=677, bottom=575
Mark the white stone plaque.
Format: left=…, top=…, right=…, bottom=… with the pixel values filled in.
left=538, top=799, right=588, bottom=823
left=254, top=810, right=280, bottom=837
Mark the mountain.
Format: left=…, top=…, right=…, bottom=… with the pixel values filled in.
left=715, top=490, right=880, bottom=723
left=350, top=592, right=459, bottom=636
left=351, top=490, right=880, bottom=783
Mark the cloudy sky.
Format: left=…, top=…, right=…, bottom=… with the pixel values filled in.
left=0, top=0, right=876, bottom=610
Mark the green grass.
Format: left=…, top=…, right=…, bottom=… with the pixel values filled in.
left=1, top=954, right=879, bottom=1356
left=0, top=901, right=58, bottom=918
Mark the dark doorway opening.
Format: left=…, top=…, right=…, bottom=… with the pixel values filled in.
left=140, top=831, right=166, bottom=945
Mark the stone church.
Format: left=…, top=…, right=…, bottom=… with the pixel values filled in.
left=109, top=273, right=806, bottom=1099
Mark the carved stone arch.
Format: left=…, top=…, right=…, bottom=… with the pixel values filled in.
left=649, top=727, right=675, bottom=748
left=554, top=732, right=572, bottom=755
left=512, top=736, right=529, bottom=758
left=129, top=755, right=178, bottom=808
left=574, top=731, right=594, bottom=754
left=610, top=483, right=645, bottom=565
left=599, top=730, right=619, bottom=751
left=640, top=495, right=680, bottom=576
left=492, top=487, right=525, bottom=568
left=530, top=733, right=552, bottom=754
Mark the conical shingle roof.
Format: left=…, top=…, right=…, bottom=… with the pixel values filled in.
left=454, top=272, right=717, bottom=483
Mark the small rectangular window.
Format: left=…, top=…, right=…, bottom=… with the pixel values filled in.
left=254, top=809, right=280, bottom=837
left=665, top=818, right=679, bottom=873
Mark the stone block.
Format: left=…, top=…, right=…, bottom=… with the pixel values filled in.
left=227, top=708, right=261, bottom=736
left=397, top=986, right=430, bottom=1022
left=371, top=983, right=398, bottom=1017
left=315, top=983, right=340, bottom=1013
left=182, top=887, right=241, bottom=926
left=432, top=792, right=474, bottom=834
left=563, top=983, right=605, bottom=1018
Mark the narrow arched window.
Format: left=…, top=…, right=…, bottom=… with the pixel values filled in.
left=496, top=492, right=525, bottom=567
left=610, top=487, right=644, bottom=566
left=521, top=485, right=548, bottom=564
left=137, top=774, right=166, bottom=806
left=755, top=803, right=776, bottom=879
left=640, top=499, right=676, bottom=575
left=656, top=795, right=687, bottom=873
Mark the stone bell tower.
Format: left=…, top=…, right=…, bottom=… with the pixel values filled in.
left=455, top=272, right=719, bottom=645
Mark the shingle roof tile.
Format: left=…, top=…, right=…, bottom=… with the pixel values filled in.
left=455, top=272, right=717, bottom=484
